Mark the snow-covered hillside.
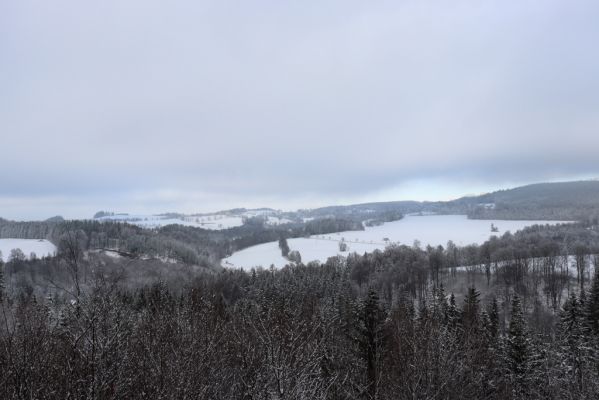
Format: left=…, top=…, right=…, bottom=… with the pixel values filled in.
left=94, top=209, right=292, bottom=230
left=0, top=239, right=56, bottom=261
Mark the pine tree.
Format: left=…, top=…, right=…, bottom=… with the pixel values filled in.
left=447, top=292, right=460, bottom=329
left=486, top=297, right=500, bottom=339
left=360, top=289, right=386, bottom=400
left=432, top=284, right=448, bottom=322
left=461, top=287, right=481, bottom=336
left=559, top=292, right=592, bottom=395
left=480, top=299, right=502, bottom=398
left=278, top=237, right=290, bottom=258
left=586, top=269, right=599, bottom=335
left=506, top=295, right=530, bottom=395
left=0, top=255, right=4, bottom=303
left=562, top=293, right=584, bottom=336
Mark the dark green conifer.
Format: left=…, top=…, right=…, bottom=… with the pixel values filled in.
left=586, top=270, right=599, bottom=335
left=506, top=294, right=530, bottom=396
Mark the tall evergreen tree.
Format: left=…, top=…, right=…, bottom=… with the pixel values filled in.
left=360, top=289, right=386, bottom=400
left=447, top=292, right=460, bottom=330
left=432, top=284, right=448, bottom=322
left=480, top=298, right=502, bottom=398
left=506, top=295, right=530, bottom=395
left=0, top=256, right=4, bottom=303
left=586, top=269, right=599, bottom=335
left=461, top=287, right=481, bottom=335
left=559, top=292, right=587, bottom=393
left=562, top=293, right=584, bottom=336
left=486, top=297, right=500, bottom=339
left=278, top=237, right=290, bottom=258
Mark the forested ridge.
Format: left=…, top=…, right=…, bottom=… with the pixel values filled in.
left=2, top=220, right=599, bottom=398
left=465, top=181, right=599, bottom=220
left=303, top=180, right=599, bottom=221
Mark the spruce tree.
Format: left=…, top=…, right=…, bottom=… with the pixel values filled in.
left=360, top=289, right=386, bottom=400
left=278, top=237, right=290, bottom=258
left=447, top=292, right=460, bottom=330
left=586, top=269, right=599, bottom=335
left=486, top=297, right=500, bottom=339
left=480, top=300, right=501, bottom=399
left=433, top=284, right=448, bottom=322
left=562, top=292, right=584, bottom=336
left=559, top=292, right=588, bottom=394
left=506, top=295, right=530, bottom=395
left=0, top=255, right=4, bottom=303
left=461, top=286, right=481, bottom=335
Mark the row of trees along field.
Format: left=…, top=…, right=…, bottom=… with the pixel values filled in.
left=0, top=217, right=364, bottom=270
left=1, top=220, right=599, bottom=398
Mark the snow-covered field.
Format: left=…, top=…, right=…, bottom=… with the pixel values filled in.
left=95, top=214, right=242, bottom=229
left=96, top=211, right=291, bottom=230
left=222, top=241, right=289, bottom=270
left=223, top=215, right=567, bottom=270
left=0, top=239, right=56, bottom=261
left=182, top=215, right=244, bottom=229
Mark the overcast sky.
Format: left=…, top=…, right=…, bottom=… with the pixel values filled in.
left=1, top=0, right=598, bottom=220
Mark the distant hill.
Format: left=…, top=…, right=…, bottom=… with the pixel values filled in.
left=80, top=181, right=599, bottom=227
left=460, top=180, right=599, bottom=221
left=44, top=215, right=65, bottom=222
left=305, top=200, right=425, bottom=219
left=306, top=180, right=599, bottom=222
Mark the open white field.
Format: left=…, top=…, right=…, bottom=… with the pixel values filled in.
left=0, top=239, right=57, bottom=261
left=96, top=211, right=291, bottom=230
left=95, top=214, right=243, bottom=230
left=223, top=215, right=567, bottom=270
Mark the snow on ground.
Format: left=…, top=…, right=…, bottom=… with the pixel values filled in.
left=456, top=255, right=596, bottom=279
left=223, top=215, right=567, bottom=271
left=96, top=213, right=245, bottom=230
left=0, top=239, right=56, bottom=261
left=182, top=215, right=244, bottom=230
left=266, top=216, right=293, bottom=225
left=96, top=211, right=291, bottom=230
left=222, top=241, right=289, bottom=270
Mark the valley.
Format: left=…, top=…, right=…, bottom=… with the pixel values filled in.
left=223, top=214, right=568, bottom=270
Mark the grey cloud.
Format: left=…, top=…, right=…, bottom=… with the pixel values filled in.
left=1, top=0, right=599, bottom=219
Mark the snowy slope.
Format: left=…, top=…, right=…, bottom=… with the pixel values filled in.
left=0, top=239, right=56, bottom=261
left=223, top=215, right=567, bottom=270
left=95, top=210, right=290, bottom=230
left=95, top=213, right=244, bottom=230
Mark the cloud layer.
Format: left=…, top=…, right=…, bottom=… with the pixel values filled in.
left=1, top=0, right=599, bottom=219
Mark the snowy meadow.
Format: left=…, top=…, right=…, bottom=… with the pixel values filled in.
left=223, top=215, right=566, bottom=270
left=0, top=239, right=57, bottom=261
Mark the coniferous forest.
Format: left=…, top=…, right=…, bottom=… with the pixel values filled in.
left=2, top=219, right=599, bottom=399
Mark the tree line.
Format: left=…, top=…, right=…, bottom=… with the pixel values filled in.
left=0, top=217, right=365, bottom=270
